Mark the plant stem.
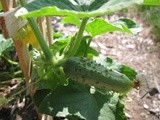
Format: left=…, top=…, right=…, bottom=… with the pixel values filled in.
left=1, top=54, right=19, bottom=65
left=28, top=19, right=52, bottom=61
left=65, top=18, right=88, bottom=58
left=19, top=0, right=53, bottom=63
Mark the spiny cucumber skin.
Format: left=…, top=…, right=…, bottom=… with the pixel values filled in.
left=63, top=57, right=134, bottom=93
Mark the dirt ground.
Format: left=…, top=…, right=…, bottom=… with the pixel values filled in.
left=0, top=7, right=160, bottom=120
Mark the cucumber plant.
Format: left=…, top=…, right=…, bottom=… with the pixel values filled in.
left=15, top=0, right=160, bottom=120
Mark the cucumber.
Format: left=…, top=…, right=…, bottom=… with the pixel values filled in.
left=63, top=57, right=134, bottom=93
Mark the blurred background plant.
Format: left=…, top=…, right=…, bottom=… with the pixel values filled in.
left=0, top=33, right=22, bottom=82
left=138, top=5, right=160, bottom=42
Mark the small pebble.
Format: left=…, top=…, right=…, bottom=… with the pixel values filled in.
left=143, top=103, right=149, bottom=109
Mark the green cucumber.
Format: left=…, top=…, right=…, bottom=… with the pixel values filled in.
left=63, top=57, right=134, bottom=93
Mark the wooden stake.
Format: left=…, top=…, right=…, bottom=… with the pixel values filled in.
left=1, top=0, right=9, bottom=12
left=13, top=40, right=31, bottom=83
left=38, top=17, right=47, bottom=41
left=46, top=16, right=53, bottom=46
left=8, top=0, right=14, bottom=10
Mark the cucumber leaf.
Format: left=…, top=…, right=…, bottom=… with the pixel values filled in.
left=114, top=101, right=127, bottom=120
left=108, top=94, right=127, bottom=120
left=35, top=81, right=126, bottom=120
left=85, top=18, right=142, bottom=37
left=61, top=16, right=81, bottom=27
left=16, top=0, right=142, bottom=18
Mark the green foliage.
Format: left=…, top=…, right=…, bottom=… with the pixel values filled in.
left=16, top=0, right=142, bottom=18
left=85, top=18, right=141, bottom=37
left=0, top=34, right=21, bottom=81
left=15, top=0, right=160, bottom=119
left=0, top=94, right=8, bottom=105
left=34, top=81, right=126, bottom=120
left=0, top=34, right=13, bottom=56
left=114, top=101, right=127, bottom=120
left=0, top=34, right=22, bottom=106
left=62, top=17, right=142, bottom=36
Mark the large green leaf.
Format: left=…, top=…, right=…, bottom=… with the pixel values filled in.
left=85, top=18, right=142, bottom=37
left=36, top=81, right=125, bottom=120
left=86, top=18, right=122, bottom=37
left=16, top=0, right=142, bottom=18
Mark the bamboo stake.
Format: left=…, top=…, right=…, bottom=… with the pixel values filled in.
left=1, top=0, right=9, bottom=12
left=46, top=16, right=53, bottom=46
left=38, top=17, right=47, bottom=41
left=13, top=40, right=31, bottom=84
left=8, top=0, right=14, bottom=10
